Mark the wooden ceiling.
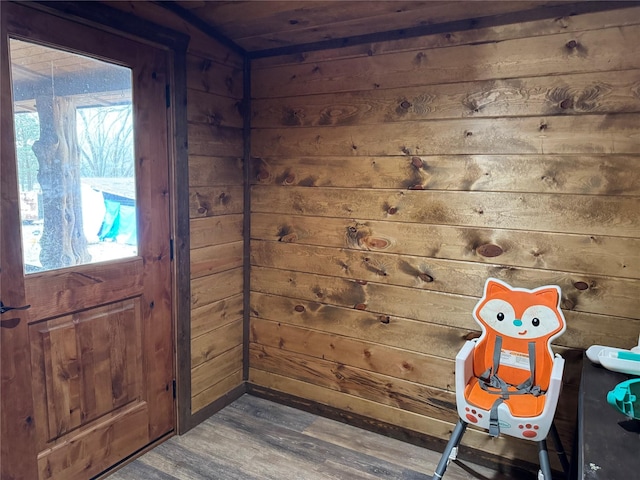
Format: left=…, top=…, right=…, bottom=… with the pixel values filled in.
left=10, top=38, right=132, bottom=112
left=173, top=1, right=564, bottom=52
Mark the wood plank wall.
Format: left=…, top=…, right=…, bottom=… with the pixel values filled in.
left=186, top=46, right=244, bottom=414
left=104, top=2, right=245, bottom=418
left=249, top=6, right=640, bottom=468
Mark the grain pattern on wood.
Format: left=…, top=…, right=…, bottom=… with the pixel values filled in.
left=251, top=185, right=640, bottom=237
left=189, top=186, right=244, bottom=218
left=253, top=70, right=640, bottom=127
left=250, top=291, right=473, bottom=359
left=188, top=89, right=243, bottom=128
left=30, top=300, right=143, bottom=447
left=24, top=258, right=143, bottom=321
left=191, top=293, right=243, bottom=339
left=38, top=403, right=149, bottom=480
left=252, top=113, right=640, bottom=156
left=253, top=6, right=640, bottom=68
left=250, top=343, right=459, bottom=421
left=250, top=317, right=455, bottom=390
left=104, top=1, right=243, bottom=65
left=189, top=156, right=243, bottom=187
left=191, top=344, right=243, bottom=397
left=252, top=213, right=640, bottom=279
left=186, top=54, right=243, bottom=97
left=190, top=214, right=243, bottom=249
left=248, top=369, right=555, bottom=469
left=192, top=318, right=243, bottom=368
left=251, top=154, right=640, bottom=195
left=251, top=266, right=635, bottom=350
left=191, top=267, right=243, bottom=309
left=249, top=343, right=575, bottom=447
left=188, top=123, right=243, bottom=157
left=110, top=395, right=519, bottom=480
left=251, top=240, right=640, bottom=320
left=190, top=240, right=243, bottom=279
left=208, top=1, right=556, bottom=52
left=251, top=266, right=479, bottom=331
left=191, top=370, right=243, bottom=413
left=252, top=25, right=640, bottom=97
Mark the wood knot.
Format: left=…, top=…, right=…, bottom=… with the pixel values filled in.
left=279, top=233, right=298, bottom=243
left=566, top=39, right=578, bottom=49
left=539, top=123, right=548, bottom=132
left=465, top=131, right=473, bottom=137
left=411, top=156, right=424, bottom=168
left=354, top=303, right=367, bottom=310
left=400, top=100, right=412, bottom=109
left=418, top=273, right=434, bottom=282
left=476, top=244, right=504, bottom=258
left=387, top=207, right=398, bottom=215
left=465, top=331, right=481, bottom=341
left=378, top=315, right=390, bottom=324
left=283, top=173, right=296, bottom=185
left=559, top=98, right=573, bottom=110
left=409, top=184, right=424, bottom=190
left=573, top=281, right=589, bottom=291
left=257, top=169, right=270, bottom=180
left=363, top=237, right=391, bottom=249
left=294, top=305, right=305, bottom=312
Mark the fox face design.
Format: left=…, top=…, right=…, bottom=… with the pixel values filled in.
left=472, top=279, right=566, bottom=388
left=475, top=279, right=564, bottom=341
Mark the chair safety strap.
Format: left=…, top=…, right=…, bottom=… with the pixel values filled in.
left=477, top=337, right=543, bottom=437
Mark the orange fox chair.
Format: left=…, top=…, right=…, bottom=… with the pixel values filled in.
left=432, top=278, right=570, bottom=480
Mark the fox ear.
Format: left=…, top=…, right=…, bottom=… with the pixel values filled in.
left=534, top=286, right=560, bottom=306
left=485, top=279, right=510, bottom=297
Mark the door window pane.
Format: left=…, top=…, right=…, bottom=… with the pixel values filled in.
left=10, top=38, right=136, bottom=273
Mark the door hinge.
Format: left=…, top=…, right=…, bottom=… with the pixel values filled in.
left=172, top=379, right=176, bottom=399
left=165, top=84, right=171, bottom=108
left=170, top=238, right=174, bottom=261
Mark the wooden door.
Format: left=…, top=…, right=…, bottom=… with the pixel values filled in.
left=1, top=4, right=175, bottom=479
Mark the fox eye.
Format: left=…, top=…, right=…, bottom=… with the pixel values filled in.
left=532, top=317, right=540, bottom=327
left=497, top=312, right=504, bottom=321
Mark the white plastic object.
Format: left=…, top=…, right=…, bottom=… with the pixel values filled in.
left=586, top=345, right=628, bottom=365
left=597, top=348, right=640, bottom=376
left=448, top=446, right=458, bottom=462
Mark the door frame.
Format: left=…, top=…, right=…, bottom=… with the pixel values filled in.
left=0, top=1, right=191, bottom=475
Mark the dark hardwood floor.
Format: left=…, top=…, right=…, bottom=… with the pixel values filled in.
left=106, top=394, right=518, bottom=480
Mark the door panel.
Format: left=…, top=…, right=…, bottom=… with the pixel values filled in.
left=30, top=299, right=144, bottom=444
left=1, top=3, right=175, bottom=479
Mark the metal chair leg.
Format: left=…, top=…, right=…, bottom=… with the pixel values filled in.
left=432, top=420, right=467, bottom=480
left=538, top=439, right=553, bottom=480
left=549, top=422, right=570, bottom=477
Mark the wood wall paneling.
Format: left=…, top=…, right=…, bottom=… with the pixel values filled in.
left=251, top=213, right=640, bottom=279
left=249, top=7, right=640, bottom=469
left=252, top=6, right=640, bottom=68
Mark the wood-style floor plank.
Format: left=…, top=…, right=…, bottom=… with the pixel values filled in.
left=107, top=395, right=520, bottom=480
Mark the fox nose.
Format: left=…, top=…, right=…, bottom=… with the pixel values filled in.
left=513, top=319, right=523, bottom=327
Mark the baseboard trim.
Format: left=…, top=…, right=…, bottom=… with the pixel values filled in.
left=184, top=382, right=247, bottom=432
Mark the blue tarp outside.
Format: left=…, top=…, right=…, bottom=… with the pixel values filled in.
left=97, top=193, right=137, bottom=245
